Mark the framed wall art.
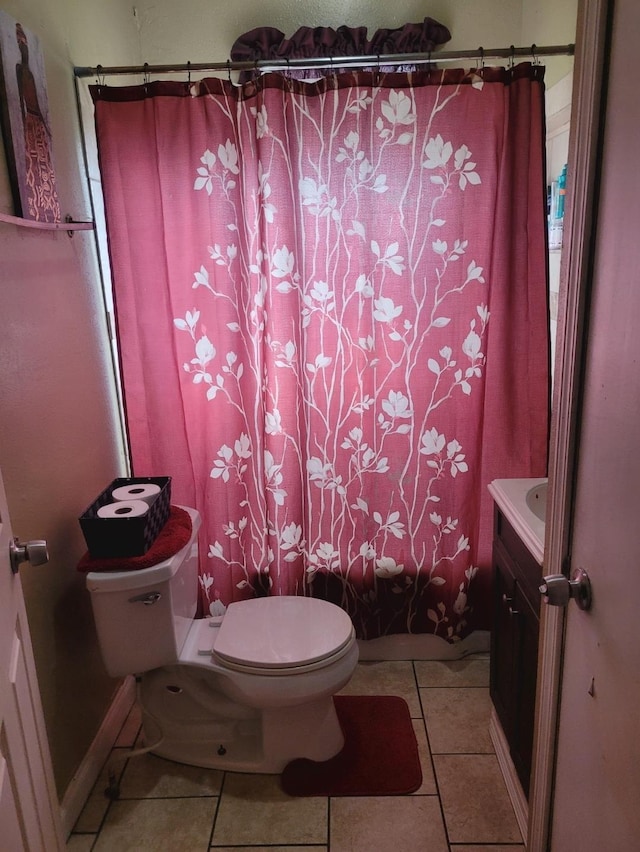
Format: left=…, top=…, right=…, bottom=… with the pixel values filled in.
left=0, top=11, right=60, bottom=222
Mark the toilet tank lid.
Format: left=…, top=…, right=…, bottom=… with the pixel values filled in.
left=86, top=506, right=200, bottom=593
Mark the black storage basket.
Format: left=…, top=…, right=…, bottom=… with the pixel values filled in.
left=79, top=476, right=171, bottom=559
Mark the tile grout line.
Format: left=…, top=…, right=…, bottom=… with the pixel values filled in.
left=415, top=659, right=501, bottom=849
left=412, top=660, right=455, bottom=852
left=207, top=770, right=225, bottom=848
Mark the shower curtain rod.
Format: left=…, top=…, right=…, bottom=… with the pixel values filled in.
left=74, top=42, right=574, bottom=79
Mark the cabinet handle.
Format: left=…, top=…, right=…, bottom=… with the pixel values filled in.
left=502, top=593, right=519, bottom=616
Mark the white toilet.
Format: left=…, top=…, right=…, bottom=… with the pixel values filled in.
left=86, top=507, right=359, bottom=773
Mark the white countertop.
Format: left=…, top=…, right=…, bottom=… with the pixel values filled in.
left=488, top=478, right=547, bottom=566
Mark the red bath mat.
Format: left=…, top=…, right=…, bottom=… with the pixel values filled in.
left=281, top=694, right=422, bottom=797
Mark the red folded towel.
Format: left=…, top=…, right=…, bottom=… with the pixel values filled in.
left=77, top=505, right=193, bottom=572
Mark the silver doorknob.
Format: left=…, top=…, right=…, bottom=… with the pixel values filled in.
left=9, top=538, right=49, bottom=574
left=539, top=567, right=592, bottom=611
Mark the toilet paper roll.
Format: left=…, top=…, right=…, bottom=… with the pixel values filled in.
left=111, top=483, right=161, bottom=505
left=97, top=500, right=150, bottom=519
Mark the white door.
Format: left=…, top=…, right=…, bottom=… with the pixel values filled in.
left=550, top=0, right=640, bottom=848
left=0, top=469, right=64, bottom=850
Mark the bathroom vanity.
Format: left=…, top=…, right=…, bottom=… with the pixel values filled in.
left=488, top=478, right=547, bottom=833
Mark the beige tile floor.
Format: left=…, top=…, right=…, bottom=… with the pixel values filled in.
left=67, top=655, right=524, bottom=851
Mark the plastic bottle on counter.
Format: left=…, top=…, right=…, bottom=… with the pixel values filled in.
left=556, top=164, right=567, bottom=220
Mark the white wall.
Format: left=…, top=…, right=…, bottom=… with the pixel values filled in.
left=0, top=0, right=137, bottom=799
left=522, top=0, right=577, bottom=87
left=122, top=0, right=523, bottom=67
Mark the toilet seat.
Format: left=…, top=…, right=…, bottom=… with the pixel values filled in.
left=212, top=596, right=355, bottom=676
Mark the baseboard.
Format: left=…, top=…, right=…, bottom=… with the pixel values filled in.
left=490, top=708, right=528, bottom=845
left=59, top=675, right=136, bottom=838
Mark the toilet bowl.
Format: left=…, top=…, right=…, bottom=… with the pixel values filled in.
left=86, top=507, right=358, bottom=772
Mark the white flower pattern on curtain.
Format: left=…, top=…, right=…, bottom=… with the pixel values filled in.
left=92, top=65, right=549, bottom=641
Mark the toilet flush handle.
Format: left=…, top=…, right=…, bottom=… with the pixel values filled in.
left=128, top=591, right=162, bottom=605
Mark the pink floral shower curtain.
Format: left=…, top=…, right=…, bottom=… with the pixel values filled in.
left=92, top=63, right=548, bottom=641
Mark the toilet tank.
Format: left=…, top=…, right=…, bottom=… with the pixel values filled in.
left=86, top=507, right=201, bottom=677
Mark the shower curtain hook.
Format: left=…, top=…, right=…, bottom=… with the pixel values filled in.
left=142, top=62, right=150, bottom=95
left=226, top=59, right=231, bottom=84
left=96, top=64, right=105, bottom=90
left=509, top=45, right=515, bottom=70
left=187, top=60, right=191, bottom=84
left=283, top=57, right=293, bottom=89
left=478, top=46, right=485, bottom=70
left=531, top=44, right=538, bottom=65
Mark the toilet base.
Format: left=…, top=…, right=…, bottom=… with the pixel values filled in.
left=138, top=662, right=349, bottom=773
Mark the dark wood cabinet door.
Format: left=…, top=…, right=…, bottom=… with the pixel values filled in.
left=490, top=510, right=541, bottom=800
left=512, top=586, right=539, bottom=797
left=490, top=539, right=519, bottom=742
